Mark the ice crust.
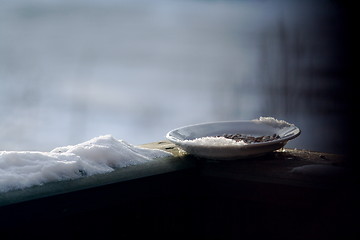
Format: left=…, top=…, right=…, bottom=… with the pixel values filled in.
left=0, top=135, right=172, bottom=193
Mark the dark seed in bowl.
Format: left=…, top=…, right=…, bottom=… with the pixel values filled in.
left=216, top=133, right=280, bottom=144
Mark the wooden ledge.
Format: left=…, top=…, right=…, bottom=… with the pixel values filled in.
left=143, top=141, right=351, bottom=188
left=0, top=141, right=353, bottom=207
left=0, top=141, right=357, bottom=239
left=0, top=141, right=192, bottom=207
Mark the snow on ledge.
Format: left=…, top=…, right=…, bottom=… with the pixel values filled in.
left=0, top=135, right=172, bottom=193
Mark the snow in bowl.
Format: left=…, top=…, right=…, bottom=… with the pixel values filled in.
left=166, top=117, right=301, bottom=160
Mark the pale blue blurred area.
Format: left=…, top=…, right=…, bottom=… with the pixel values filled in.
left=0, top=0, right=351, bottom=153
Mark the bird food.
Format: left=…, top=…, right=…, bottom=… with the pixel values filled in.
left=216, top=133, right=280, bottom=144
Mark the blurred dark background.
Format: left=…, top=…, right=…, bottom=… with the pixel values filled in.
left=0, top=0, right=354, bottom=154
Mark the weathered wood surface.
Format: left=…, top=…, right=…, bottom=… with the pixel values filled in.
left=142, top=141, right=352, bottom=188
left=143, top=141, right=357, bottom=208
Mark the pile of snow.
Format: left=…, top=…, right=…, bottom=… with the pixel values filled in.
left=183, top=136, right=247, bottom=146
left=252, top=117, right=293, bottom=128
left=0, top=135, right=172, bottom=193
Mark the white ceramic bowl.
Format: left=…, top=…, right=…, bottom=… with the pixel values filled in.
left=166, top=117, right=301, bottom=160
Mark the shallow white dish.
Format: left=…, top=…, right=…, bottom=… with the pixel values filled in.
left=166, top=117, right=301, bottom=160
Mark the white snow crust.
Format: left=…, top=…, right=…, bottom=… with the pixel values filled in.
left=0, top=135, right=172, bottom=193
left=252, top=117, right=293, bottom=128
